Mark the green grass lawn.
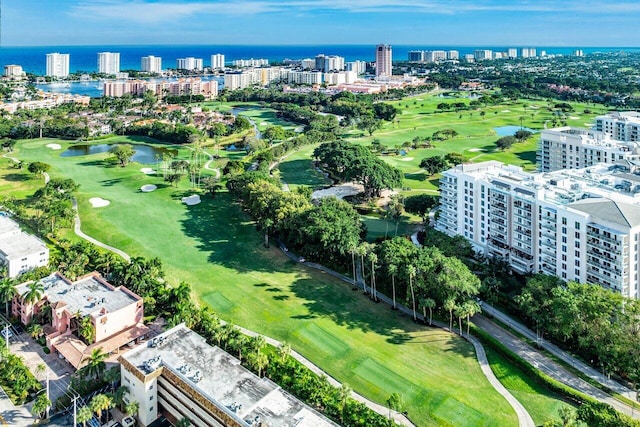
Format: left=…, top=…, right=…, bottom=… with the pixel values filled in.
left=9, top=137, right=522, bottom=426
left=276, top=143, right=332, bottom=190
left=484, top=347, right=575, bottom=425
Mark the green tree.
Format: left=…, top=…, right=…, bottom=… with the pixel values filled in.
left=495, top=135, right=517, bottom=150
left=419, top=156, right=448, bottom=175
left=23, top=281, right=44, bottom=306
left=262, top=125, right=286, bottom=144
left=31, top=393, right=51, bottom=419
left=28, top=161, right=50, bottom=177
left=125, top=401, right=139, bottom=417
left=201, top=176, right=221, bottom=198
left=82, top=347, right=107, bottom=380
left=406, top=265, right=417, bottom=321
left=0, top=278, right=16, bottom=317
left=109, top=144, right=135, bottom=167
left=77, top=405, right=93, bottom=427
left=90, top=393, right=113, bottom=424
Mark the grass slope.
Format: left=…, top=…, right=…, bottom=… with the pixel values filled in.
left=11, top=138, right=518, bottom=426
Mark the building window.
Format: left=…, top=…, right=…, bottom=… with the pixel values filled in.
left=575, top=222, right=580, bottom=230
left=150, top=407, right=154, bottom=412
left=575, top=269, right=580, bottom=276
left=575, top=250, right=580, bottom=257
left=562, top=217, right=567, bottom=225
left=575, top=260, right=580, bottom=267
left=562, top=227, right=567, bottom=234
left=575, top=232, right=580, bottom=239
left=149, top=396, right=154, bottom=401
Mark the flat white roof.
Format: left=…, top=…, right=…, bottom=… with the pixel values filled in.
left=0, top=216, right=48, bottom=260
left=122, top=324, right=338, bottom=427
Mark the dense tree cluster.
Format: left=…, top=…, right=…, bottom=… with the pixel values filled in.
left=313, top=141, right=403, bottom=198
left=516, top=275, right=640, bottom=385
left=126, top=121, right=201, bottom=144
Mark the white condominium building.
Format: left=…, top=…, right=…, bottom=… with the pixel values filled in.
left=346, top=60, right=367, bottom=75
left=176, top=57, right=203, bottom=71
left=4, top=65, right=24, bottom=78
left=314, top=54, right=345, bottom=72
left=507, top=48, right=518, bottom=59
left=223, top=67, right=287, bottom=90
left=232, top=58, right=269, bottom=68
left=437, top=161, right=640, bottom=299
left=141, top=55, right=162, bottom=73
left=46, top=52, right=70, bottom=78
left=474, top=50, right=493, bottom=61
left=0, top=216, right=49, bottom=278
left=375, top=44, right=392, bottom=78
left=447, top=50, right=459, bottom=60
left=210, top=53, right=225, bottom=69
left=288, top=70, right=323, bottom=85
left=538, top=112, right=640, bottom=172
left=120, top=324, right=338, bottom=427
left=595, top=111, right=640, bottom=142
left=97, top=52, right=120, bottom=74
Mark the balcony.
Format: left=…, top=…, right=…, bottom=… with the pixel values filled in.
left=540, top=221, right=556, bottom=231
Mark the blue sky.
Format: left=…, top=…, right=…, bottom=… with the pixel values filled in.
left=4, top=0, right=640, bottom=46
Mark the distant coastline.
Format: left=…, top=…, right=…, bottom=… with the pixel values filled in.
left=2, top=44, right=639, bottom=75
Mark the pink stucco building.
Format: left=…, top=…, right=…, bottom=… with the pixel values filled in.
left=12, top=272, right=148, bottom=369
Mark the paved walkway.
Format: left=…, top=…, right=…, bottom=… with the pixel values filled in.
left=280, top=243, right=534, bottom=427
left=72, top=199, right=131, bottom=261
left=0, top=385, right=34, bottom=427
left=476, top=303, right=639, bottom=419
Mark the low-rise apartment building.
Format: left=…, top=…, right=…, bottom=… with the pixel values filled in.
left=12, top=272, right=148, bottom=368
left=437, top=161, right=640, bottom=299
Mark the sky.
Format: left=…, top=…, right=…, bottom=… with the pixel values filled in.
left=3, top=0, right=640, bottom=47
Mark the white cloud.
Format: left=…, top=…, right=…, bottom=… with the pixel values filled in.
left=70, top=0, right=640, bottom=23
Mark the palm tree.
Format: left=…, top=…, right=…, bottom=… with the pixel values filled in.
left=277, top=342, right=291, bottom=364
left=368, top=251, right=378, bottom=301
left=77, top=405, right=93, bottom=427
left=90, top=393, right=113, bottom=424
left=0, top=278, right=16, bottom=317
left=424, top=298, right=436, bottom=326
left=23, top=281, right=44, bottom=306
left=357, top=243, right=369, bottom=294
left=125, top=401, right=139, bottom=417
left=388, top=264, right=398, bottom=310
left=34, top=363, right=47, bottom=382
left=28, top=323, right=44, bottom=339
left=338, top=384, right=351, bottom=423
left=406, top=265, right=417, bottom=321
left=82, top=347, right=107, bottom=380
left=462, top=300, right=481, bottom=336
left=444, top=298, right=456, bottom=332
left=31, top=393, right=51, bottom=420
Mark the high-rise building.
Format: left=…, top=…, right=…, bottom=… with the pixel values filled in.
left=474, top=50, right=493, bottom=61
left=446, top=50, right=460, bottom=60
left=176, top=57, right=203, bottom=71
left=46, top=53, right=70, bottom=78
left=507, top=48, right=518, bottom=59
left=408, top=50, right=425, bottom=62
left=346, top=60, right=367, bottom=75
left=232, top=58, right=269, bottom=68
left=301, top=58, right=316, bottom=69
left=314, top=54, right=345, bottom=72
left=4, top=65, right=24, bottom=78
left=436, top=161, right=640, bottom=299
left=375, top=44, right=392, bottom=78
left=210, top=54, right=225, bottom=69
left=141, top=56, right=162, bottom=73
left=97, top=52, right=120, bottom=74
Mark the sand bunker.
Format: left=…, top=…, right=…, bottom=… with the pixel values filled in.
left=501, top=109, right=511, bottom=113
left=260, top=122, right=268, bottom=126
left=181, top=194, right=201, bottom=206
left=569, top=116, right=580, bottom=120
left=140, top=168, right=155, bottom=175
left=312, top=183, right=364, bottom=200
left=141, top=184, right=157, bottom=193
left=469, top=148, right=485, bottom=152
left=400, top=157, right=414, bottom=161
left=584, top=123, right=594, bottom=127
left=89, top=197, right=110, bottom=208
left=46, top=143, right=62, bottom=150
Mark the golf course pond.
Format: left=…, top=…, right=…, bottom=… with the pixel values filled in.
left=60, top=143, right=179, bottom=164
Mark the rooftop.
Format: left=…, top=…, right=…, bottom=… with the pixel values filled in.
left=121, top=324, right=338, bottom=427
left=0, top=216, right=48, bottom=260
left=16, top=272, right=140, bottom=317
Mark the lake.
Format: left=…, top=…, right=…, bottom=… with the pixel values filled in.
left=60, top=143, right=178, bottom=164
left=494, top=125, right=537, bottom=136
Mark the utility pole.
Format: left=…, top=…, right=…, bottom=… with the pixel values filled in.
left=45, top=370, right=50, bottom=419
left=4, top=324, right=8, bottom=351
left=72, top=394, right=78, bottom=426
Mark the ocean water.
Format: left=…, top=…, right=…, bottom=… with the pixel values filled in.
left=1, top=44, right=638, bottom=75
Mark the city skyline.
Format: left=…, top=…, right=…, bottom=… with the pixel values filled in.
left=4, top=0, right=640, bottom=47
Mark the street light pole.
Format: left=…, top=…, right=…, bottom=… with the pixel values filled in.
left=72, top=394, right=78, bottom=426
left=4, top=324, right=8, bottom=351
